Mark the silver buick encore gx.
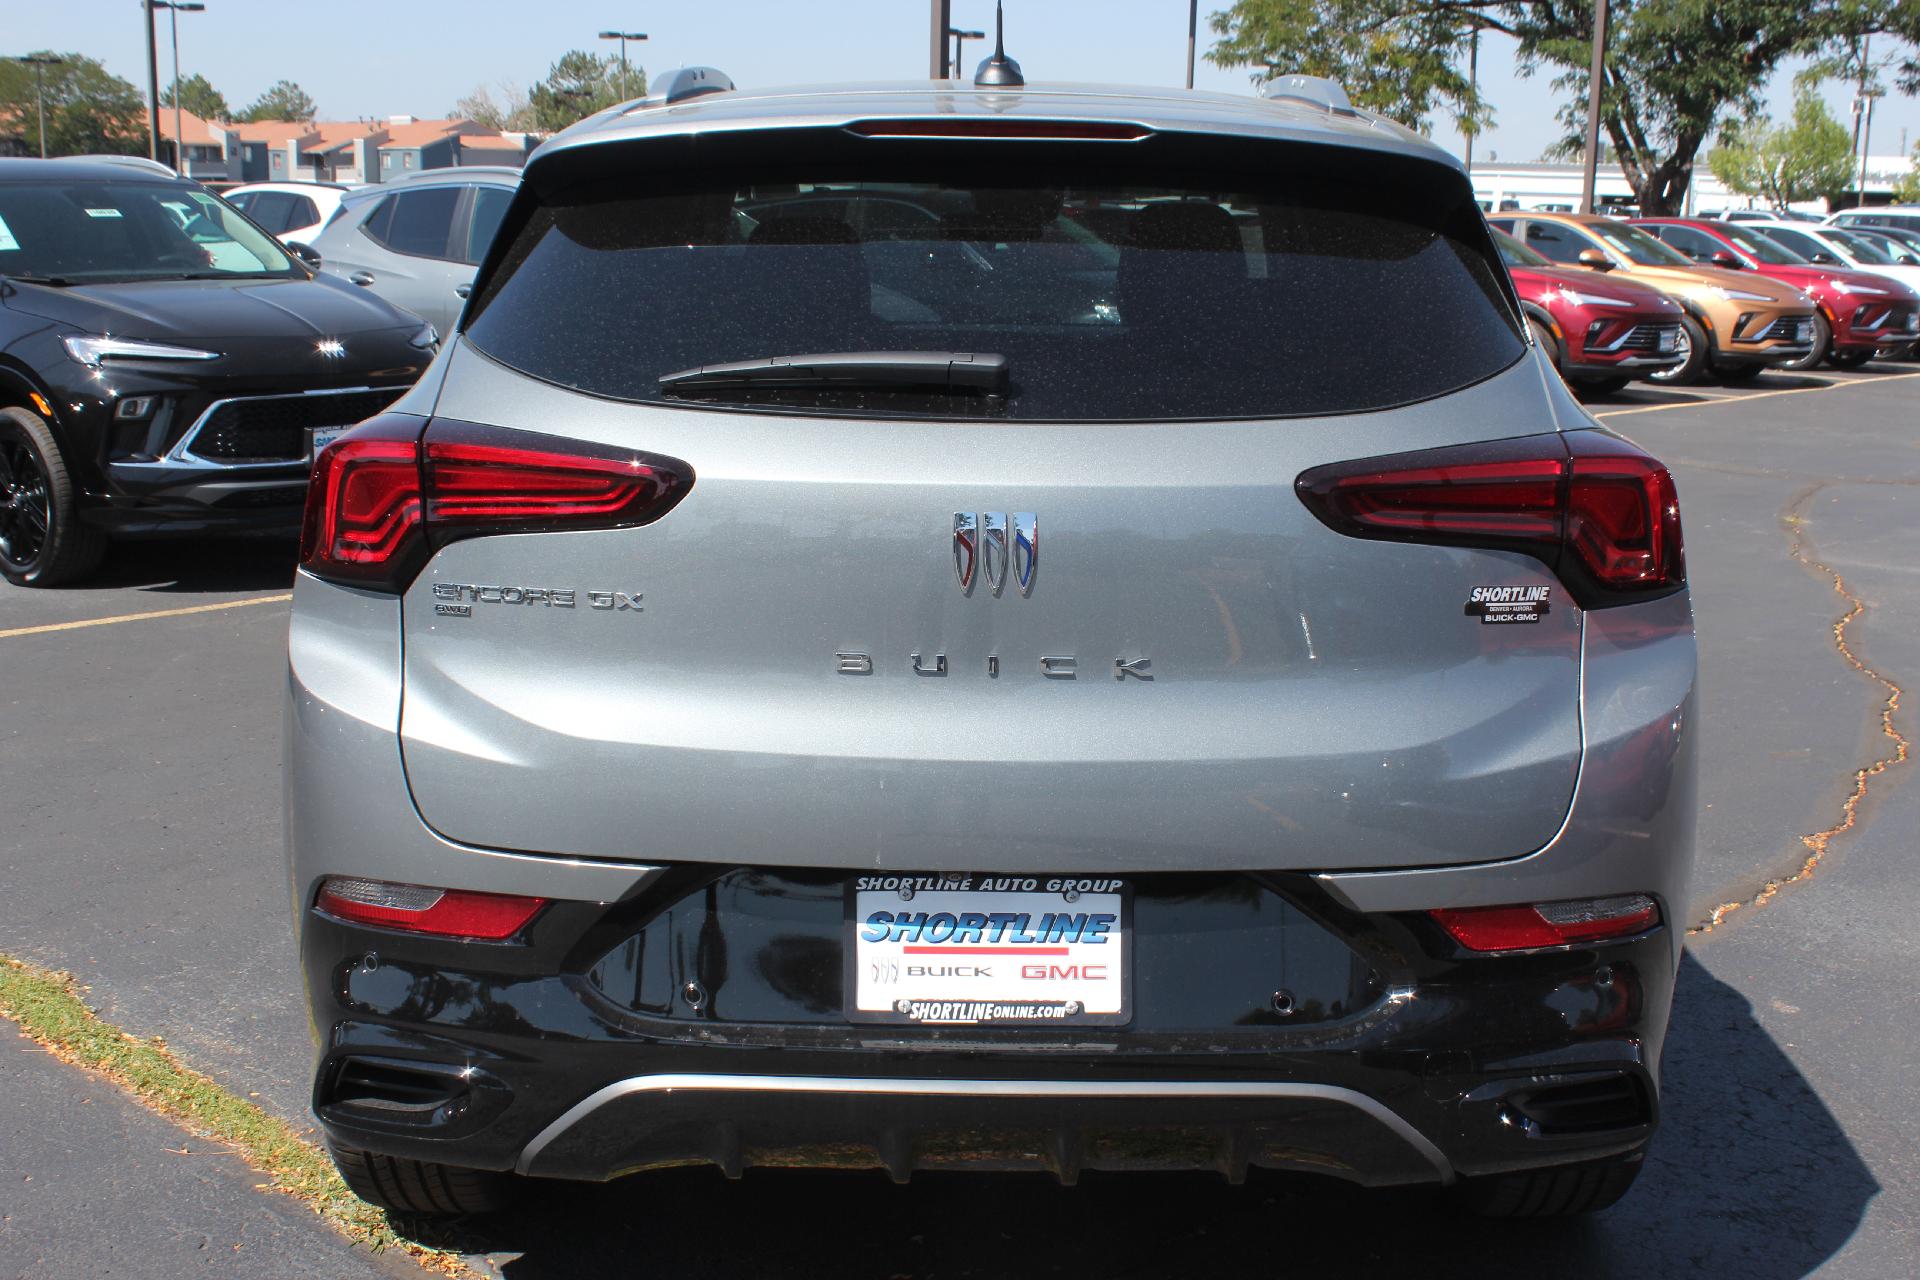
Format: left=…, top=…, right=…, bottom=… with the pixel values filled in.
left=286, top=62, right=1697, bottom=1220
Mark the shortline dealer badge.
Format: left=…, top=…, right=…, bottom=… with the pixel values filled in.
left=1465, top=584, right=1552, bottom=624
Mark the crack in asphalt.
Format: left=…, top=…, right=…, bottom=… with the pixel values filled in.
left=1691, top=484, right=1911, bottom=934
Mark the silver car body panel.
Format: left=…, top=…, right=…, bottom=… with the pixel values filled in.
left=394, top=342, right=1596, bottom=873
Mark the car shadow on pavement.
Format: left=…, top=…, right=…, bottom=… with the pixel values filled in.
left=431, top=952, right=1873, bottom=1279
left=84, top=537, right=299, bottom=595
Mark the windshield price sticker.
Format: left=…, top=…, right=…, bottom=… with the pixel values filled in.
left=848, top=876, right=1129, bottom=1025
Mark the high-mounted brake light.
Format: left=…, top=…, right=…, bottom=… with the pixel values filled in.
left=298, top=415, right=693, bottom=593
left=1430, top=895, right=1660, bottom=952
left=1295, top=431, right=1684, bottom=608
left=846, top=118, right=1152, bottom=141
left=315, top=876, right=548, bottom=940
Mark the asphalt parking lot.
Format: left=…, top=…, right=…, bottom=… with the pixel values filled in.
left=2, top=364, right=1918, bottom=1279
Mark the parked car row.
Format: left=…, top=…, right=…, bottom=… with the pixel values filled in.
left=1488, top=210, right=1919, bottom=391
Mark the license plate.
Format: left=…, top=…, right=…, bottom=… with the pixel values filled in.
left=1796, top=321, right=1812, bottom=342
left=1905, top=313, right=1918, bottom=333
left=309, top=426, right=348, bottom=458
left=1657, top=329, right=1678, bottom=353
left=848, top=875, right=1130, bottom=1025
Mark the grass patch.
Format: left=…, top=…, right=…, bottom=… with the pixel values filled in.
left=0, top=953, right=474, bottom=1276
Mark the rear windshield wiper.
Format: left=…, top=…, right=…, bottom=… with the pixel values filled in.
left=660, top=351, right=1008, bottom=395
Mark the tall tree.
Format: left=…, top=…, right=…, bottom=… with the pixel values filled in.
left=239, top=79, right=316, bottom=124
left=1709, top=89, right=1856, bottom=209
left=454, top=83, right=534, bottom=132
left=160, top=72, right=229, bottom=122
left=0, top=52, right=144, bottom=156
left=1207, top=0, right=1920, bottom=215
left=528, top=51, right=638, bottom=133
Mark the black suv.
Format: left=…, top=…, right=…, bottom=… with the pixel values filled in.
left=0, top=157, right=435, bottom=586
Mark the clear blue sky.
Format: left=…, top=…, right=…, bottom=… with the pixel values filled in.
left=9, top=1, right=1916, bottom=162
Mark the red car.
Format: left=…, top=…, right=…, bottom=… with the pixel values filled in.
left=1492, top=229, right=1685, bottom=394
left=1635, top=218, right=1920, bottom=369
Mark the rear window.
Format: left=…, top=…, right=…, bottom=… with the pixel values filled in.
left=464, top=159, right=1522, bottom=421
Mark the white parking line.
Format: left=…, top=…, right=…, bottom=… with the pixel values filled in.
left=1594, top=369, right=1920, bottom=418
left=0, top=593, right=292, bottom=640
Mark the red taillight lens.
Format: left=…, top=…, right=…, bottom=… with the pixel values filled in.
left=1295, top=431, right=1684, bottom=607
left=298, top=416, right=429, bottom=589
left=316, top=876, right=547, bottom=940
left=299, top=415, right=693, bottom=593
left=1430, top=895, right=1660, bottom=952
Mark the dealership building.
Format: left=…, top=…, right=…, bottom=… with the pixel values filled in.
left=1469, top=153, right=1916, bottom=216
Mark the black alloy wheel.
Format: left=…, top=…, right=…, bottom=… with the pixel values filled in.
left=0, top=407, right=109, bottom=588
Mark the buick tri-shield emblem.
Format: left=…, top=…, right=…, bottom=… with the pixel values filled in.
left=954, top=512, right=1036, bottom=594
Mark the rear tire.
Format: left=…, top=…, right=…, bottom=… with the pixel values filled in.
left=0, top=406, right=108, bottom=588
left=1826, top=348, right=1873, bottom=369
left=325, top=1139, right=517, bottom=1217
left=1779, top=314, right=1831, bottom=372
left=1646, top=315, right=1707, bottom=386
left=1455, top=1152, right=1644, bottom=1218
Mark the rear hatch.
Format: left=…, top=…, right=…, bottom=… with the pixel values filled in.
left=393, top=123, right=1583, bottom=873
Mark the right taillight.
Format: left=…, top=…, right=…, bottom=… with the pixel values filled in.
left=299, top=414, right=694, bottom=593
left=1295, top=430, right=1683, bottom=607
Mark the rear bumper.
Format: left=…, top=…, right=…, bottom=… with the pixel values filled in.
left=300, top=893, right=1669, bottom=1187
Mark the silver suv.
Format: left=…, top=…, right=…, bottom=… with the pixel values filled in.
left=304, top=167, right=519, bottom=335
left=287, top=66, right=1697, bottom=1220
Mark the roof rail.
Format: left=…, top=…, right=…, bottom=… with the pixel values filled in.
left=634, top=66, right=734, bottom=109
left=374, top=165, right=524, bottom=186
left=57, top=154, right=180, bottom=177
left=1260, top=75, right=1356, bottom=116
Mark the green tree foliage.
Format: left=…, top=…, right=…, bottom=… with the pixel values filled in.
left=1894, top=144, right=1920, bottom=203
left=1709, top=90, right=1856, bottom=208
left=1206, top=0, right=1920, bottom=216
left=0, top=52, right=144, bottom=156
left=160, top=73, right=230, bottom=122
left=454, top=83, right=534, bottom=132
left=239, top=79, right=316, bottom=124
left=528, top=51, right=641, bottom=133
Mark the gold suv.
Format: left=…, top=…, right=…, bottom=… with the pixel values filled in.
left=1489, top=212, right=1817, bottom=385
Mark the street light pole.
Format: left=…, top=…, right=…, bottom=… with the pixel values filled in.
left=949, top=27, right=984, bottom=79
left=154, top=2, right=206, bottom=175
left=597, top=30, right=647, bottom=100
left=1186, top=0, right=1198, bottom=90
left=930, top=0, right=951, bottom=79
left=9, top=55, right=63, bottom=158
left=1464, top=23, right=1479, bottom=172
left=1578, top=0, right=1609, bottom=215
left=142, top=1, right=162, bottom=160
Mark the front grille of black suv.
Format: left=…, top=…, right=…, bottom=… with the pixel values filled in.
left=185, top=388, right=405, bottom=463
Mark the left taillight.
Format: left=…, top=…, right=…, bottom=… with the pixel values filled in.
left=299, top=414, right=693, bottom=593
left=315, top=876, right=548, bottom=940
left=1295, top=430, right=1684, bottom=608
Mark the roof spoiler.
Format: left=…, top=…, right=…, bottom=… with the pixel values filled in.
left=631, top=67, right=735, bottom=110
left=1260, top=75, right=1356, bottom=116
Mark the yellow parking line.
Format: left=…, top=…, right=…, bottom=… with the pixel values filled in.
left=0, top=593, right=292, bottom=640
left=1595, top=369, right=1920, bottom=418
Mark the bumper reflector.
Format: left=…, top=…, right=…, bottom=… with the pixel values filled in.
left=1430, top=894, right=1659, bottom=952
left=316, top=876, right=547, bottom=940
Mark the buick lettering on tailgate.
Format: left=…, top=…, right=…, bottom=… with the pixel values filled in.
left=850, top=876, right=1129, bottom=1025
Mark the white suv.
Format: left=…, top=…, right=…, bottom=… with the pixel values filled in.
left=222, top=182, right=347, bottom=247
